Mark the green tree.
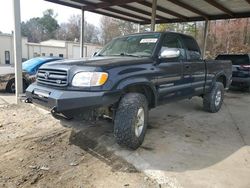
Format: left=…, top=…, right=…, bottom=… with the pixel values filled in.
left=21, top=9, right=59, bottom=42
left=21, top=18, right=43, bottom=42
left=39, top=9, right=59, bottom=39
left=156, top=23, right=178, bottom=32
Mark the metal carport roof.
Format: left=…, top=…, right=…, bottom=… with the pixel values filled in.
left=45, top=0, right=250, bottom=24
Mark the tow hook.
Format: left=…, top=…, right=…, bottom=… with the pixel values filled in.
left=51, top=107, right=72, bottom=121
left=25, top=98, right=32, bottom=103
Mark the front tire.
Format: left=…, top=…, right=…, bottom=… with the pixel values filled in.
left=114, top=93, right=148, bottom=150
left=203, top=82, right=224, bottom=113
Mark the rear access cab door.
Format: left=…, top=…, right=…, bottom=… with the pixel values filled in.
left=180, top=35, right=205, bottom=96
left=155, top=33, right=198, bottom=103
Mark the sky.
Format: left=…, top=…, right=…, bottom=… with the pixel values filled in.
left=0, top=0, right=102, bottom=34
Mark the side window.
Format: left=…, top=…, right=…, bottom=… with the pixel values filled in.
left=182, top=36, right=201, bottom=61
left=160, top=34, right=186, bottom=60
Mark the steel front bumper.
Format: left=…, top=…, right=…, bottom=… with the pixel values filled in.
left=25, top=84, right=121, bottom=113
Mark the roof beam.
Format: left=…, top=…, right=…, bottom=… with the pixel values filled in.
left=140, top=11, right=250, bottom=24
left=166, top=0, right=209, bottom=20
left=46, top=0, right=81, bottom=9
left=99, top=0, right=171, bottom=22
left=120, top=4, right=171, bottom=22
left=74, top=0, right=150, bottom=22
left=104, top=7, right=151, bottom=22
left=71, top=0, right=143, bottom=22
left=91, top=9, right=141, bottom=23
left=138, top=1, right=187, bottom=21
left=98, top=0, right=169, bottom=21
left=204, top=0, right=234, bottom=17
left=80, top=0, right=145, bottom=11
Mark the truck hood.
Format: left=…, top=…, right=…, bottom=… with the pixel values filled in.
left=41, top=56, right=153, bottom=70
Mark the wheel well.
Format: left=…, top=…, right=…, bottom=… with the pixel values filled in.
left=123, top=85, right=156, bottom=108
left=216, top=75, right=226, bottom=88
left=6, top=78, right=29, bottom=90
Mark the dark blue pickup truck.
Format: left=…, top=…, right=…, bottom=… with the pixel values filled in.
left=26, top=32, right=232, bottom=149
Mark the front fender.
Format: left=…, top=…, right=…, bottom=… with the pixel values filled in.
left=115, top=77, right=158, bottom=107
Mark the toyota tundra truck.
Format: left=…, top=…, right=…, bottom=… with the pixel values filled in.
left=26, top=32, right=232, bottom=149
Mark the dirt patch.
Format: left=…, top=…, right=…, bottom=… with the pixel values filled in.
left=0, top=103, right=157, bottom=188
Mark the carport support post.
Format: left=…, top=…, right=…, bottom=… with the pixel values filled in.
left=202, top=20, right=209, bottom=59
left=137, top=24, right=140, bottom=33
left=13, top=0, right=23, bottom=103
left=80, top=8, right=85, bottom=58
left=150, top=0, right=157, bottom=31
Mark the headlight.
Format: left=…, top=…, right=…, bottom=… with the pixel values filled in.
left=72, top=72, right=108, bottom=87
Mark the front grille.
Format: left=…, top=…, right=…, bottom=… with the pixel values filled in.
left=37, top=68, right=68, bottom=87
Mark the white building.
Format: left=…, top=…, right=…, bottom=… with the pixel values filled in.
left=0, top=33, right=103, bottom=65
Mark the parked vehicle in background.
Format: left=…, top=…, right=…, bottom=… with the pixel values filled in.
left=0, top=57, right=62, bottom=93
left=216, top=54, right=250, bottom=91
left=26, top=32, right=232, bottom=149
left=0, top=66, right=31, bottom=93
left=22, top=57, right=62, bottom=76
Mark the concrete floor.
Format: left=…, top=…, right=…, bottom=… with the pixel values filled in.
left=1, top=90, right=250, bottom=188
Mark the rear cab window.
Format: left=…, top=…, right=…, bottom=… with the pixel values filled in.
left=181, top=36, right=201, bottom=61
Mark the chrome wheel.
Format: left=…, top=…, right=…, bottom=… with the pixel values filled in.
left=215, top=90, right=222, bottom=107
left=135, top=107, right=145, bottom=137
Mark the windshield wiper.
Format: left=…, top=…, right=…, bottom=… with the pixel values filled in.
left=96, top=54, right=104, bottom=57
left=119, top=53, right=141, bottom=57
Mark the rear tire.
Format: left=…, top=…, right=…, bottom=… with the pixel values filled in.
left=203, top=82, right=224, bottom=113
left=6, top=79, right=16, bottom=93
left=6, top=79, right=28, bottom=93
left=114, top=93, right=148, bottom=150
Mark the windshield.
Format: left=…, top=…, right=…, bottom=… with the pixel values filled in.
left=98, top=33, right=161, bottom=57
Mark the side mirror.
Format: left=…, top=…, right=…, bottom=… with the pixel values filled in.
left=159, top=48, right=180, bottom=59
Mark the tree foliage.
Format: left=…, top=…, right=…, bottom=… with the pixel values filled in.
left=21, top=9, right=59, bottom=42
left=156, top=18, right=250, bottom=58
left=206, top=19, right=250, bottom=58
left=100, top=16, right=138, bottom=45
left=56, top=15, right=81, bottom=42
left=39, top=9, right=59, bottom=39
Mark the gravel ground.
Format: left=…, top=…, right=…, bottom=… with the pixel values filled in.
left=0, top=89, right=250, bottom=188
left=0, top=103, right=158, bottom=188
